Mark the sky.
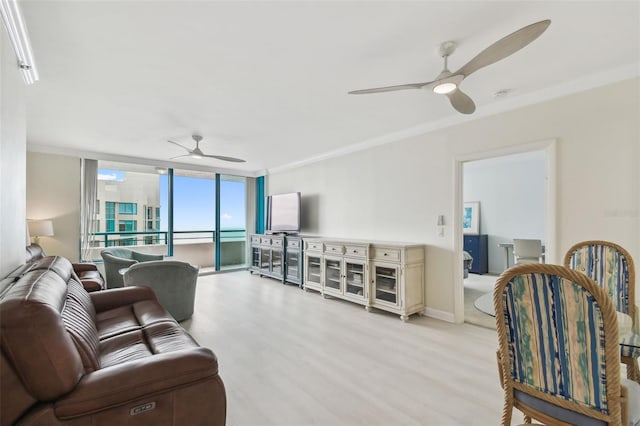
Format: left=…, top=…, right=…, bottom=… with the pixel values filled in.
left=160, top=174, right=246, bottom=231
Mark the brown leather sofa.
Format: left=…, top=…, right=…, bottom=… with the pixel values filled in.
left=0, top=255, right=226, bottom=425
left=26, top=244, right=104, bottom=292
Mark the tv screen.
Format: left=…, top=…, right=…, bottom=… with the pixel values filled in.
left=267, top=192, right=301, bottom=233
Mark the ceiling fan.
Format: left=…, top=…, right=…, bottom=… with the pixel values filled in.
left=348, top=19, right=551, bottom=114
left=168, top=134, right=246, bottom=163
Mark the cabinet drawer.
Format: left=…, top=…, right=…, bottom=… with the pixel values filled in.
left=260, top=237, right=271, bottom=245
left=373, top=247, right=401, bottom=262
left=251, top=236, right=261, bottom=245
left=287, top=239, right=300, bottom=249
left=325, top=244, right=344, bottom=255
left=344, top=245, right=367, bottom=258
left=305, top=241, right=323, bottom=252
left=271, top=238, right=284, bottom=247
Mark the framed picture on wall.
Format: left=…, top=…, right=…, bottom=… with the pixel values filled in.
left=463, top=201, right=480, bottom=234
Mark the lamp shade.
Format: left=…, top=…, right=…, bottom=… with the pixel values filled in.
left=28, top=220, right=54, bottom=237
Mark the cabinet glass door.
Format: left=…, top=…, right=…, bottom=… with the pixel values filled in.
left=324, top=258, right=342, bottom=291
left=305, top=255, right=321, bottom=285
left=251, top=246, right=260, bottom=269
left=374, top=265, right=398, bottom=304
left=286, top=250, right=300, bottom=280
left=260, top=247, right=271, bottom=273
left=345, top=261, right=365, bottom=298
left=272, top=249, right=283, bottom=276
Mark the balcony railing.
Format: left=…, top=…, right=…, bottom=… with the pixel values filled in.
left=91, top=229, right=246, bottom=247
left=88, top=229, right=246, bottom=269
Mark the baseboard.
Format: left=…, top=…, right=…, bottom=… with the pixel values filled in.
left=424, top=307, right=455, bottom=323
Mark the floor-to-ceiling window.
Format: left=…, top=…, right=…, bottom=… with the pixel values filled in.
left=90, top=161, right=249, bottom=272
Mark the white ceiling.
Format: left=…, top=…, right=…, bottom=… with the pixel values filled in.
left=21, top=1, right=640, bottom=176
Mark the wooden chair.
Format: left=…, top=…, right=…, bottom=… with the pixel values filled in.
left=564, top=240, right=639, bottom=383
left=494, top=263, right=640, bottom=426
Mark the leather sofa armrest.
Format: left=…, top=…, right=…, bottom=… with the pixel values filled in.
left=54, top=348, right=219, bottom=419
left=90, top=286, right=157, bottom=313
left=72, top=263, right=99, bottom=273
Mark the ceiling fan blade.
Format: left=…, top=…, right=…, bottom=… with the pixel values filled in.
left=167, top=139, right=191, bottom=152
left=170, top=154, right=190, bottom=160
left=201, top=153, right=246, bottom=163
left=454, top=19, right=550, bottom=78
left=349, top=81, right=434, bottom=95
left=446, top=89, right=476, bottom=114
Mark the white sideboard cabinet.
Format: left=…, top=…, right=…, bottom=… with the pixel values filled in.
left=302, top=238, right=424, bottom=321
left=370, top=244, right=425, bottom=321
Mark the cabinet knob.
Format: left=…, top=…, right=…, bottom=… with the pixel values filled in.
left=383, top=253, right=388, bottom=256
left=353, top=250, right=357, bottom=253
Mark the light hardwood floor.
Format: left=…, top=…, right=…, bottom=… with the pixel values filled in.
left=181, top=272, right=518, bottom=426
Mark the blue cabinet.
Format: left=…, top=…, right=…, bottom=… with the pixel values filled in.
left=463, top=234, right=488, bottom=274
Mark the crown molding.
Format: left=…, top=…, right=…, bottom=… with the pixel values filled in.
left=268, top=62, right=640, bottom=175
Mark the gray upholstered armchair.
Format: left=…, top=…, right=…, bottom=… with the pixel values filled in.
left=123, top=260, right=199, bottom=322
left=100, top=247, right=164, bottom=289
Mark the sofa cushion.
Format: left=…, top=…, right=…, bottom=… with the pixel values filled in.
left=95, top=299, right=177, bottom=340
left=100, top=321, right=201, bottom=368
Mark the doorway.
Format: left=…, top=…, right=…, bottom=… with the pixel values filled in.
left=453, top=139, right=557, bottom=324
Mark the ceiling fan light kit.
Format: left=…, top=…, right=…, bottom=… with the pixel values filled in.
left=349, top=19, right=551, bottom=115
left=433, top=82, right=457, bottom=94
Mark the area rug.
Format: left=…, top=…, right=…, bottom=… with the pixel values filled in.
left=464, top=288, right=496, bottom=329
left=473, top=292, right=495, bottom=317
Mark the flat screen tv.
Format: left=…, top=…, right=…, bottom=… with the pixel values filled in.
left=266, top=192, right=301, bottom=233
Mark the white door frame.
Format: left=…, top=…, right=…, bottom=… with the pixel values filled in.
left=452, top=138, right=557, bottom=323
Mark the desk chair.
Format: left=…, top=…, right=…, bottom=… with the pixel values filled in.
left=494, top=263, right=640, bottom=426
left=512, top=239, right=544, bottom=265
left=564, top=240, right=640, bottom=383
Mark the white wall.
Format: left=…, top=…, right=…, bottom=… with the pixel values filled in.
left=268, top=78, right=640, bottom=317
left=463, top=151, right=546, bottom=274
left=26, top=152, right=81, bottom=262
left=0, top=30, right=28, bottom=277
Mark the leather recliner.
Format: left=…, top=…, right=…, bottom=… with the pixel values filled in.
left=0, top=255, right=226, bottom=425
